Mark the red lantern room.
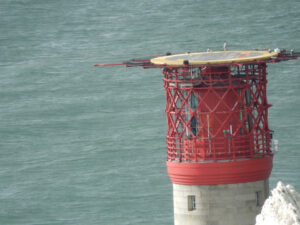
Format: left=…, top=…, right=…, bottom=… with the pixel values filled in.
left=156, top=51, right=275, bottom=185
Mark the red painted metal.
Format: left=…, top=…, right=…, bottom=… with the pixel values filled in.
left=163, top=63, right=274, bottom=184
left=94, top=49, right=299, bottom=185
left=166, top=156, right=273, bottom=185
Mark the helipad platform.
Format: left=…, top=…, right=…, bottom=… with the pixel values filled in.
left=150, top=50, right=278, bottom=66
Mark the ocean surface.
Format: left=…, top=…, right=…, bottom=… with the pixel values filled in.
left=0, top=0, right=299, bottom=224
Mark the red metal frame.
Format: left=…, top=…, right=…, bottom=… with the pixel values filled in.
left=163, top=63, right=272, bottom=163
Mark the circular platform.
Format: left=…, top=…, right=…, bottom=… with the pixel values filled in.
left=151, top=50, right=278, bottom=66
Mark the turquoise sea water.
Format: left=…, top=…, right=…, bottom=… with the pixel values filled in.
left=0, top=0, right=299, bottom=224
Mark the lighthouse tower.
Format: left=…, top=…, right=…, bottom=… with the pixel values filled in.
left=152, top=51, right=275, bottom=225
left=95, top=49, right=298, bottom=225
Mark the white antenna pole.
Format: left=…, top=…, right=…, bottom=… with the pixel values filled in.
left=207, top=115, right=212, bottom=154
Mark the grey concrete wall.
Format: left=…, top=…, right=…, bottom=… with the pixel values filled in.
left=173, top=179, right=269, bottom=225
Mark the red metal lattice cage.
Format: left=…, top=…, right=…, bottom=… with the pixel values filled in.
left=164, top=63, right=272, bottom=162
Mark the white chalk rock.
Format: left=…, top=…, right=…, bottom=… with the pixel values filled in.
left=256, top=181, right=300, bottom=225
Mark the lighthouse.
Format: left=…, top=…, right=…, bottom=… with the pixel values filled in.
left=95, top=49, right=298, bottom=225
